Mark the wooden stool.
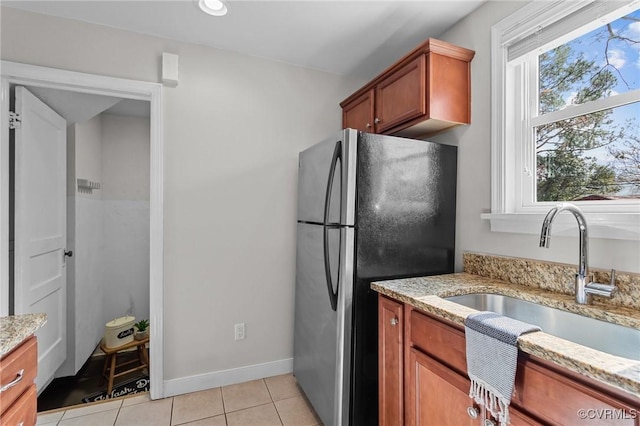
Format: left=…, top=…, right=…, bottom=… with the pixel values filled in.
left=99, top=336, right=149, bottom=396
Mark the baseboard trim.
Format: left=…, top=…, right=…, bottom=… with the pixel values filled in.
left=162, top=358, right=293, bottom=398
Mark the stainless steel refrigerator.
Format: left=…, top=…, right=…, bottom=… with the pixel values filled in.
left=294, top=129, right=457, bottom=426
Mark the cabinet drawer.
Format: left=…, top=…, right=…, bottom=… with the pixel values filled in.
left=2, top=384, right=37, bottom=426
left=0, top=337, right=37, bottom=415
left=410, top=310, right=467, bottom=375
left=514, top=358, right=639, bottom=426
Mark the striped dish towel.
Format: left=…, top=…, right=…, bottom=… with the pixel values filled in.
left=465, top=311, right=541, bottom=426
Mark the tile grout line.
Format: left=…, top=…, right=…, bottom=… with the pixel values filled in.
left=264, top=378, right=274, bottom=402
left=112, top=399, right=121, bottom=426
left=218, top=384, right=228, bottom=425
left=169, top=396, right=175, bottom=426
left=220, top=385, right=227, bottom=414
left=273, top=401, right=285, bottom=426
left=263, top=379, right=286, bottom=426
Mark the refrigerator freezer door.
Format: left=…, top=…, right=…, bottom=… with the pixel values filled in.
left=294, top=223, right=354, bottom=426
left=297, top=129, right=357, bottom=226
left=355, top=133, right=457, bottom=279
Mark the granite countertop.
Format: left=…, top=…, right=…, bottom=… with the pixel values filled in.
left=0, top=313, right=47, bottom=357
left=372, top=273, right=640, bottom=398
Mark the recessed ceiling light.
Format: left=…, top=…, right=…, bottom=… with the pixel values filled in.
left=198, top=0, right=228, bottom=16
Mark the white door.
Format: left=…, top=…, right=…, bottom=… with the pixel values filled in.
left=13, top=86, right=67, bottom=392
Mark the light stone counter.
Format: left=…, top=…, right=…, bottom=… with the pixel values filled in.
left=372, top=272, right=640, bottom=399
left=0, top=313, right=47, bottom=357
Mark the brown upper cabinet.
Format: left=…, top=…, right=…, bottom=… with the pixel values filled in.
left=341, top=38, right=475, bottom=138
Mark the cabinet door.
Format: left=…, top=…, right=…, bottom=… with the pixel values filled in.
left=379, top=296, right=404, bottom=426
left=408, top=348, right=479, bottom=426
left=374, top=56, right=426, bottom=134
left=342, top=89, right=374, bottom=132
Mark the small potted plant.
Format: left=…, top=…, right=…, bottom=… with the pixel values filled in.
left=134, top=319, right=149, bottom=340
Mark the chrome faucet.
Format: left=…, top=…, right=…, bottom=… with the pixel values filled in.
left=539, top=203, right=617, bottom=304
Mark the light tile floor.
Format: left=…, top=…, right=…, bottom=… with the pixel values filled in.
left=36, top=374, right=322, bottom=426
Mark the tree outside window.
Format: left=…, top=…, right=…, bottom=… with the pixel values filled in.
left=535, top=8, right=640, bottom=202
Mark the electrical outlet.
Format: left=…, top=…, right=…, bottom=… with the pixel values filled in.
left=234, top=323, right=245, bottom=340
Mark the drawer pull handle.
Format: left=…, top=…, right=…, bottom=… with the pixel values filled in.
left=0, top=369, right=24, bottom=393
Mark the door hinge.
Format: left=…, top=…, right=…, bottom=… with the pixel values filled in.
left=9, top=112, right=22, bottom=130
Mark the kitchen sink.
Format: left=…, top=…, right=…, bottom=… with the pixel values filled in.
left=445, top=293, right=640, bottom=361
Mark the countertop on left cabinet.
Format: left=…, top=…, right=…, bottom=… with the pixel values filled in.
left=0, top=313, right=47, bottom=356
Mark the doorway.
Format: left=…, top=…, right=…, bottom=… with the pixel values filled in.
left=0, top=61, right=164, bottom=403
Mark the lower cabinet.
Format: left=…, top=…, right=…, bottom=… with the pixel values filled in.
left=406, top=342, right=540, bottom=426
left=2, top=385, right=37, bottom=426
left=378, top=294, right=640, bottom=426
left=408, top=347, right=479, bottom=426
left=0, top=336, right=38, bottom=426
left=378, top=296, right=404, bottom=426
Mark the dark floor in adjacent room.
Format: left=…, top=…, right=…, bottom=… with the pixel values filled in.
left=38, top=351, right=146, bottom=412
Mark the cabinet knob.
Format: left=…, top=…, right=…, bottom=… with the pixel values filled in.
left=366, top=123, right=371, bottom=128
left=466, top=406, right=479, bottom=419
left=390, top=317, right=398, bottom=326
left=374, top=117, right=381, bottom=124
left=484, top=420, right=497, bottom=426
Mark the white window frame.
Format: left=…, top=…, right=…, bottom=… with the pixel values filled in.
left=483, top=0, right=640, bottom=240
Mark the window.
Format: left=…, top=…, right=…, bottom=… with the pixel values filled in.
left=485, top=0, right=640, bottom=240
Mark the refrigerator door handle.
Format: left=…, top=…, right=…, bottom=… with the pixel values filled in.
left=323, top=140, right=342, bottom=312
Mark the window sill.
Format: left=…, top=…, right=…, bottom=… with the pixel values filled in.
left=481, top=212, right=640, bottom=241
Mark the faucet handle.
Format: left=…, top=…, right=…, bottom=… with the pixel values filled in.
left=585, top=282, right=617, bottom=297
left=584, top=269, right=618, bottom=299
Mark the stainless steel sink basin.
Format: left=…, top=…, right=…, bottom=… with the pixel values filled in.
left=445, top=293, right=640, bottom=361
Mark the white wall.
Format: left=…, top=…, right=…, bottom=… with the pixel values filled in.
left=59, top=112, right=150, bottom=377
left=75, top=115, right=102, bottom=200
left=430, top=1, right=640, bottom=274
left=101, top=113, right=150, bottom=325
left=0, top=6, right=364, bottom=386
left=73, top=115, right=105, bottom=370
left=59, top=115, right=105, bottom=376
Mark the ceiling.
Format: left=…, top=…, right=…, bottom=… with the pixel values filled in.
left=26, top=86, right=150, bottom=125
left=3, top=0, right=486, bottom=80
